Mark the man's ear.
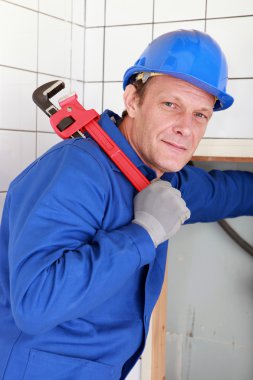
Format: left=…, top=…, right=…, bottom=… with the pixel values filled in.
left=123, top=85, right=139, bottom=118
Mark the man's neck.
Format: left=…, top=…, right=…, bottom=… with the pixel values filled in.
left=119, top=116, right=163, bottom=179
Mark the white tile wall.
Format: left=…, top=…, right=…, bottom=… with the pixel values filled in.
left=103, top=82, right=124, bottom=115
left=206, top=17, right=253, bottom=78
left=85, top=0, right=105, bottom=27
left=153, top=20, right=205, bottom=37
left=0, top=130, right=36, bottom=191
left=205, top=79, right=253, bottom=138
left=207, top=0, right=253, bottom=18
left=84, top=28, right=104, bottom=82
left=72, top=0, right=85, bottom=26
left=106, top=0, right=153, bottom=26
left=84, top=83, right=103, bottom=114
left=0, top=2, right=85, bottom=194
left=38, top=14, right=72, bottom=78
left=0, top=67, right=37, bottom=131
left=104, top=25, right=153, bottom=81
left=71, top=80, right=84, bottom=104
left=0, top=2, right=38, bottom=71
left=71, top=24, right=85, bottom=81
left=154, top=0, right=206, bottom=22
left=39, top=0, right=72, bottom=21
left=6, top=0, right=38, bottom=11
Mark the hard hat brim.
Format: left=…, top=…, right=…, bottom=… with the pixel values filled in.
left=123, top=67, right=234, bottom=111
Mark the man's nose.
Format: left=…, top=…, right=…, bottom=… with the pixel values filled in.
left=172, top=113, right=193, bottom=137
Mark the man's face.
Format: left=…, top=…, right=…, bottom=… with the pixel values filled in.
left=123, top=75, right=215, bottom=176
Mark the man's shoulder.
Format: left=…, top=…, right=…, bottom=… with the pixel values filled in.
left=9, top=137, right=110, bottom=192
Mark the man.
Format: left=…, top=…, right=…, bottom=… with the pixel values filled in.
left=0, top=30, right=252, bottom=380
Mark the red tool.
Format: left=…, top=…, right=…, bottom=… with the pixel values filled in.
left=32, top=80, right=150, bottom=191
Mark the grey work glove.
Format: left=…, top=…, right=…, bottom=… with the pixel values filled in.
left=132, top=180, right=190, bottom=247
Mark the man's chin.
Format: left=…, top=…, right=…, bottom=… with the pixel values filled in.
left=163, top=156, right=190, bottom=172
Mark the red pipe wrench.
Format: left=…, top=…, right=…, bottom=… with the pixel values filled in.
left=32, top=81, right=150, bottom=192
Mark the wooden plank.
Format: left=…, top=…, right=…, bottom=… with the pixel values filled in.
left=151, top=258, right=168, bottom=380
left=193, top=156, right=253, bottom=162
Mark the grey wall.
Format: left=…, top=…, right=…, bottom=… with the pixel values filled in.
left=166, top=162, right=253, bottom=380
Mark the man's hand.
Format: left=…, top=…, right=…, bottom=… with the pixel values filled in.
left=132, top=180, right=190, bottom=247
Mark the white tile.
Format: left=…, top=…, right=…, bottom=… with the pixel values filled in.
left=37, top=132, right=62, bottom=157
left=153, top=20, right=205, bottom=38
left=86, top=0, right=105, bottom=27
left=37, top=74, right=70, bottom=132
left=84, top=83, right=103, bottom=114
left=6, top=0, right=38, bottom=10
left=0, top=131, right=36, bottom=191
left=207, top=0, right=253, bottom=18
left=38, top=14, right=71, bottom=78
left=0, top=192, right=7, bottom=221
left=0, top=67, right=37, bottom=131
left=39, top=0, right=72, bottom=21
left=71, top=24, right=85, bottom=81
left=0, top=2, right=37, bottom=71
left=206, top=17, right=253, bottom=78
left=72, top=0, right=85, bottom=25
left=104, top=25, right=153, bottom=81
left=84, top=28, right=104, bottom=81
left=205, top=79, right=253, bottom=138
left=103, top=82, right=124, bottom=116
left=154, top=0, right=206, bottom=22
left=70, top=80, right=84, bottom=105
left=106, top=0, right=153, bottom=25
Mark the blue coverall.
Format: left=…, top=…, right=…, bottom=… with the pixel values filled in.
left=0, top=110, right=252, bottom=379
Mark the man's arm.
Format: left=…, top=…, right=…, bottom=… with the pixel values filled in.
left=163, top=165, right=253, bottom=223
left=7, top=142, right=155, bottom=335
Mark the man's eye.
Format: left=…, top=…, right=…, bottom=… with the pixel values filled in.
left=195, top=112, right=207, bottom=119
left=165, top=102, right=174, bottom=108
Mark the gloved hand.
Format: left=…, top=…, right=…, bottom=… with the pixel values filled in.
left=132, top=180, right=190, bottom=247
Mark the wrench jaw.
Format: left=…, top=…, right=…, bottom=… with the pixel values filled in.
left=32, top=80, right=65, bottom=116
left=32, top=80, right=100, bottom=140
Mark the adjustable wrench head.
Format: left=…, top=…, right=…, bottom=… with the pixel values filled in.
left=32, top=80, right=65, bottom=116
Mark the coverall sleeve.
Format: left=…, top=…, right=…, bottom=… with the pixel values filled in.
left=8, top=143, right=155, bottom=335
left=164, top=165, right=253, bottom=223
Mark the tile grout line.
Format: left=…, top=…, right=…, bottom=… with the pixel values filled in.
left=1, top=64, right=251, bottom=82
left=0, top=64, right=86, bottom=82
left=204, top=0, right=208, bottom=31
left=2, top=0, right=85, bottom=27
left=35, top=1, right=40, bottom=159
left=101, top=0, right=107, bottom=112
left=83, top=0, right=87, bottom=105
left=152, top=0, right=155, bottom=39
left=85, top=14, right=253, bottom=29
left=70, top=0, right=74, bottom=91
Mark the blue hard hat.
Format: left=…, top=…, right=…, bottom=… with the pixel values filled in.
left=123, top=30, right=234, bottom=111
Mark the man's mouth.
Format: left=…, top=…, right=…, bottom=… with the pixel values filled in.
left=162, top=140, right=187, bottom=152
